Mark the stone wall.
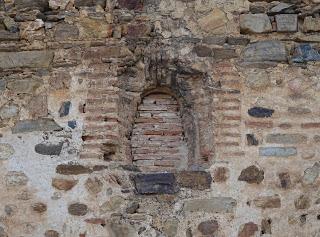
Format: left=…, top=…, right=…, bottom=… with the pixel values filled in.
left=0, top=0, right=320, bottom=236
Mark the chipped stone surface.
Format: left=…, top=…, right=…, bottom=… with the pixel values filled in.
left=240, top=14, right=272, bottom=33
left=12, top=119, right=62, bottom=133
left=238, top=165, right=264, bottom=184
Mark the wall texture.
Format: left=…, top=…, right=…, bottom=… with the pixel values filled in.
left=0, top=0, right=320, bottom=236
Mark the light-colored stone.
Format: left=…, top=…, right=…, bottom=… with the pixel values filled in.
left=198, top=8, right=228, bottom=33
left=302, top=162, right=320, bottom=185
left=240, top=14, right=272, bottom=33
left=0, top=104, right=19, bottom=119
left=246, top=71, right=271, bottom=89
left=0, top=144, right=14, bottom=160
left=100, top=196, right=125, bottom=213
left=275, top=14, right=297, bottom=32
left=184, top=197, right=236, bottom=213
left=5, top=171, right=29, bottom=186
left=303, top=17, right=320, bottom=33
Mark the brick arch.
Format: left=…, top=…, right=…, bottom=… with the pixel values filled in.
left=131, top=89, right=188, bottom=172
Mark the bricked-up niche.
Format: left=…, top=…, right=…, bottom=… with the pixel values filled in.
left=131, top=92, right=188, bottom=172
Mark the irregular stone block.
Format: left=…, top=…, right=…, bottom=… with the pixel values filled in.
left=184, top=197, right=237, bottom=213
left=213, top=167, right=229, bottom=182
left=68, top=120, right=77, bottom=129
left=202, top=36, right=226, bottom=45
left=163, top=218, right=179, bottom=237
left=288, top=107, right=311, bottom=115
left=193, top=45, right=212, bottom=57
left=227, top=36, right=250, bottom=46
left=240, top=14, right=272, bottom=34
left=7, top=78, right=42, bottom=94
left=32, top=202, right=47, bottom=213
left=198, top=220, right=219, bottom=235
left=5, top=171, right=28, bottom=186
left=118, top=0, right=143, bottom=10
left=259, top=147, right=297, bottom=157
left=0, top=30, right=19, bottom=41
left=54, top=23, right=79, bottom=41
left=27, top=93, right=48, bottom=118
left=275, top=14, right=297, bottom=32
left=100, top=196, right=125, bottom=213
left=56, top=164, right=92, bottom=175
left=248, top=107, right=274, bottom=118
left=35, top=142, right=63, bottom=156
left=15, top=0, right=49, bottom=10
left=266, top=134, right=307, bottom=144
left=0, top=144, right=14, bottom=160
left=3, top=17, right=19, bottom=33
left=59, top=101, right=71, bottom=117
left=246, top=134, right=258, bottom=146
left=253, top=195, right=281, bottom=209
left=108, top=223, right=138, bottom=237
left=0, top=227, right=8, bottom=237
left=133, top=173, right=178, bottom=194
left=85, top=177, right=103, bottom=195
left=261, top=219, right=272, bottom=235
left=45, top=230, right=60, bottom=237
left=212, top=48, right=237, bottom=59
left=238, top=165, right=264, bottom=184
left=241, top=40, right=287, bottom=63
left=52, top=178, right=78, bottom=191
left=0, top=51, right=53, bottom=69
left=246, top=71, right=271, bottom=90
left=269, top=3, right=293, bottom=13
left=294, top=195, right=310, bottom=210
left=0, top=104, right=19, bottom=119
left=68, top=203, right=88, bottom=216
left=238, top=222, right=258, bottom=237
left=302, top=162, right=320, bottom=185
left=291, top=44, right=320, bottom=63
left=74, top=0, right=105, bottom=8
left=303, top=17, right=320, bottom=33
left=198, top=8, right=228, bottom=33
left=278, top=172, right=291, bottom=189
left=127, top=23, right=151, bottom=38
left=12, top=118, right=62, bottom=133
left=176, top=171, right=212, bottom=190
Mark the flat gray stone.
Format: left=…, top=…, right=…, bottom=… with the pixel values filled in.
left=276, top=14, right=297, bottom=32
left=11, top=118, right=62, bottom=133
left=183, top=197, right=236, bottom=213
left=35, top=142, right=63, bottom=156
left=269, top=3, right=293, bottom=13
left=133, top=173, right=178, bottom=195
left=0, top=51, right=53, bottom=69
left=0, top=104, right=19, bottom=119
left=0, top=30, right=20, bottom=41
left=303, top=17, right=320, bottom=33
left=259, top=147, right=297, bottom=157
left=7, top=78, right=42, bottom=94
left=240, top=14, right=272, bottom=34
left=241, top=40, right=287, bottom=63
left=266, top=134, right=307, bottom=144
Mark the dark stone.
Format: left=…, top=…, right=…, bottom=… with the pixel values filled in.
left=0, top=30, right=20, bottom=41
left=12, top=118, right=62, bottom=133
left=133, top=173, right=178, bottom=195
left=291, top=44, right=320, bottom=63
left=197, top=220, right=219, bottom=235
left=294, top=195, right=310, bottom=210
left=238, top=222, right=258, bottom=237
left=212, top=48, right=237, bottom=59
left=227, top=36, right=250, bottom=46
left=11, top=118, right=62, bottom=133
left=35, top=142, right=63, bottom=156
left=59, top=101, right=71, bottom=117
left=15, top=0, right=49, bottom=11
left=68, top=120, right=77, bottom=129
left=118, top=0, right=143, bottom=10
left=248, top=107, right=274, bottom=118
left=246, top=134, right=258, bottom=146
left=56, top=164, right=92, bottom=175
left=278, top=172, right=291, bottom=189
left=0, top=227, right=8, bottom=237
left=193, top=45, right=212, bottom=57
left=45, top=230, right=59, bottom=237
left=74, top=0, right=105, bottom=8
left=261, top=219, right=272, bottom=235
left=54, top=23, right=79, bottom=41
left=241, top=40, right=287, bottom=63
left=176, top=171, right=212, bottom=190
left=213, top=167, right=229, bottom=182
left=202, top=36, right=226, bottom=45
left=127, top=23, right=150, bottom=38
left=32, top=202, right=47, bottom=213
left=52, top=178, right=78, bottom=191
left=238, top=165, right=264, bottom=184
left=68, top=203, right=88, bottom=216
left=0, top=80, right=5, bottom=91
